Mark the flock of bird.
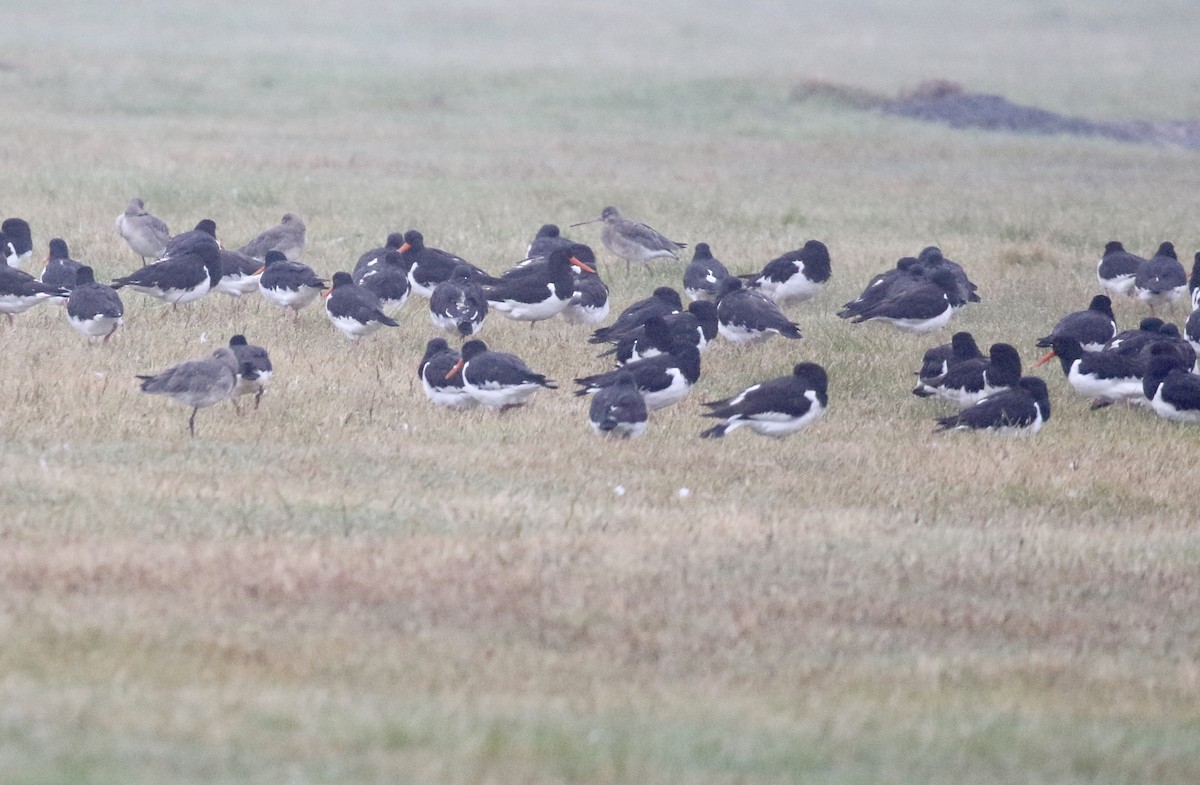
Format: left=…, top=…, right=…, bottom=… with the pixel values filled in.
left=3, top=198, right=1200, bottom=439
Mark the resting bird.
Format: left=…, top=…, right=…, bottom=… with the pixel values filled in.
left=700, top=362, right=829, bottom=439
left=740, top=240, right=832, bottom=306
left=934, top=377, right=1051, bottom=436
left=1134, top=241, right=1187, bottom=314
left=587, top=372, right=649, bottom=438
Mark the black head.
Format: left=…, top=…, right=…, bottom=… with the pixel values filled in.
left=230, top=334, right=248, bottom=347
left=1049, top=335, right=1085, bottom=364
left=331, top=271, right=354, bottom=288
left=450, top=264, right=475, bottom=282
left=929, top=268, right=957, bottom=290
left=1158, top=323, right=1182, bottom=339
left=692, top=243, right=713, bottom=260
left=643, top=316, right=672, bottom=350
left=1103, top=240, right=1125, bottom=255
left=918, top=246, right=944, bottom=264
left=1087, top=294, right=1114, bottom=317
left=687, top=300, right=718, bottom=323
left=75, top=266, right=96, bottom=285
left=385, top=232, right=405, bottom=249
left=1, top=218, right=32, bottom=252
left=1138, top=317, right=1165, bottom=332
left=896, top=256, right=920, bottom=272
left=716, top=276, right=744, bottom=298
left=263, top=250, right=288, bottom=266
left=1155, top=241, right=1177, bottom=260
left=801, top=240, right=832, bottom=279
left=792, top=362, right=829, bottom=395
left=401, top=230, right=425, bottom=251
left=988, top=343, right=1023, bottom=385
left=420, top=337, right=453, bottom=372
left=1017, top=376, right=1051, bottom=410
left=48, top=238, right=69, bottom=259
left=652, top=286, right=683, bottom=309
left=563, top=243, right=598, bottom=274
left=460, top=339, right=489, bottom=360
left=193, top=219, right=217, bottom=237
left=382, top=250, right=413, bottom=270
left=535, top=224, right=560, bottom=239
left=950, top=331, right=980, bottom=359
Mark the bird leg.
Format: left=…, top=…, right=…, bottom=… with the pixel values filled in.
left=254, top=389, right=264, bottom=410
left=188, top=407, right=198, bottom=437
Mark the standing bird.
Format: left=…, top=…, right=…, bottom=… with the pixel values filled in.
left=560, top=261, right=610, bottom=326
left=115, top=198, right=171, bottom=262
left=570, top=206, right=686, bottom=271
left=845, top=268, right=962, bottom=333
left=700, top=362, right=829, bottom=439
left=715, top=276, right=803, bottom=343
left=42, top=238, right=85, bottom=290
left=111, top=226, right=221, bottom=308
left=0, top=266, right=68, bottom=323
left=1036, top=336, right=1147, bottom=408
left=228, top=334, right=272, bottom=408
left=934, top=377, right=1051, bottom=435
left=589, top=286, right=683, bottom=344
left=323, top=271, right=399, bottom=341
left=682, top=243, right=730, bottom=302
left=354, top=250, right=411, bottom=315
left=430, top=264, right=489, bottom=336
left=741, top=240, right=832, bottom=306
left=484, top=244, right=594, bottom=327
left=258, top=250, right=327, bottom=320
left=237, top=212, right=306, bottom=261
left=398, top=229, right=499, bottom=299
left=449, top=339, right=557, bottom=412
left=1134, top=241, right=1187, bottom=315
left=1096, top=241, right=1145, bottom=299
left=419, top=338, right=477, bottom=410
left=588, top=372, right=649, bottom=438
left=2, top=218, right=34, bottom=269
left=136, top=347, right=240, bottom=437
left=1036, top=294, right=1116, bottom=354
left=65, top=266, right=124, bottom=342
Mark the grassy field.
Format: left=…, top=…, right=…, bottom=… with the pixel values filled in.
left=3, top=1, right=1200, bottom=782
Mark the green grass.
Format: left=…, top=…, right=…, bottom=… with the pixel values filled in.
left=3, top=1, right=1200, bottom=783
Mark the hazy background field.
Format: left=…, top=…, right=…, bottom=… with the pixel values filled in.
left=2, top=1, right=1200, bottom=782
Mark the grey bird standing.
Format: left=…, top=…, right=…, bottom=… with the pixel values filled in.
left=571, top=206, right=685, bottom=272
left=137, top=347, right=240, bottom=437
left=115, top=198, right=171, bottom=261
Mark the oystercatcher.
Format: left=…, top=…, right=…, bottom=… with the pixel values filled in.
left=1036, top=335, right=1146, bottom=407
left=600, top=315, right=674, bottom=365
left=1142, top=350, right=1200, bottom=423
left=258, top=250, right=327, bottom=319
left=715, top=277, right=803, bottom=342
left=846, top=268, right=961, bottom=333
left=561, top=263, right=610, bottom=325
left=215, top=249, right=264, bottom=298
left=526, top=224, right=574, bottom=260
left=918, top=246, right=980, bottom=305
left=353, top=232, right=405, bottom=277
left=115, top=198, right=170, bottom=261
left=430, top=264, right=489, bottom=336
left=112, top=224, right=222, bottom=307
left=682, top=243, right=730, bottom=302
left=600, top=301, right=718, bottom=365
left=228, top=334, right=272, bottom=408
left=0, top=266, right=67, bottom=323
left=65, top=266, right=123, bottom=342
left=237, top=212, right=306, bottom=261
left=588, top=372, right=649, bottom=438
left=398, top=229, right=498, bottom=299
left=450, top=339, right=557, bottom=412
left=419, top=338, right=477, bottom=410
left=1190, top=252, right=1200, bottom=311
left=570, top=206, right=685, bottom=271
left=699, top=362, right=828, bottom=439
left=1035, top=294, right=1116, bottom=353
left=354, top=250, right=411, bottom=315
left=575, top=336, right=701, bottom=411
left=1, top=218, right=33, bottom=269
left=323, top=271, right=399, bottom=341
left=1134, top=242, right=1187, bottom=314
left=588, top=286, right=682, bottom=343
left=913, top=343, right=1022, bottom=408
left=137, top=347, right=240, bottom=437
left=934, top=377, right=1051, bottom=435
left=917, top=331, right=984, bottom=384
left=42, top=238, right=84, bottom=290
left=1096, top=241, right=1145, bottom=298
left=484, top=244, right=594, bottom=327
left=839, top=257, right=925, bottom=319
left=741, top=240, right=832, bottom=306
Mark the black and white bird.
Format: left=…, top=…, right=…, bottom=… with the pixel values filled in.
left=699, top=362, right=828, bottom=439
left=934, top=377, right=1051, bottom=436
left=419, top=338, right=477, bottom=410
left=575, top=337, right=701, bottom=411
left=715, top=276, right=802, bottom=343
left=913, top=343, right=1022, bottom=408
left=42, top=238, right=85, bottom=290
left=570, top=205, right=686, bottom=271
left=1142, top=350, right=1200, bottom=423
left=323, top=271, right=399, bottom=341
left=214, top=248, right=264, bottom=298
left=353, top=232, right=406, bottom=277
left=354, top=250, right=411, bottom=316
left=1035, top=294, right=1116, bottom=354
left=1134, top=242, right=1187, bottom=314
left=430, top=264, right=489, bottom=336
left=2, top=218, right=34, bottom=270
left=1105, top=317, right=1166, bottom=356
left=600, top=301, right=719, bottom=365
left=65, top=266, right=123, bottom=342
left=741, top=240, right=832, bottom=306
left=111, top=223, right=222, bottom=307
left=228, top=334, right=272, bottom=408
left=1036, top=335, right=1146, bottom=407
left=526, top=224, right=574, bottom=260
left=846, top=268, right=962, bottom=333
left=1096, top=241, right=1145, bottom=299
left=237, top=212, right=306, bottom=261
left=449, top=339, right=557, bottom=411
left=137, top=347, right=240, bottom=437
left=560, top=262, right=611, bottom=325
left=588, top=372, right=649, bottom=438
left=917, top=331, right=984, bottom=384
left=918, top=246, right=980, bottom=306
left=599, top=315, right=674, bottom=366
left=839, top=256, right=926, bottom=319
left=588, top=286, right=682, bottom=344
left=0, top=265, right=69, bottom=322
left=115, top=198, right=170, bottom=261
left=399, top=229, right=498, bottom=299
left=682, top=243, right=730, bottom=302
left=484, top=244, right=594, bottom=326
left=258, top=250, right=327, bottom=319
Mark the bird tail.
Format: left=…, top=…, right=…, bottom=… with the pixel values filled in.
left=699, top=423, right=727, bottom=439
left=780, top=322, right=803, bottom=339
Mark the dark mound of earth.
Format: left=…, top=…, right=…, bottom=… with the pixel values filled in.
left=791, top=79, right=1200, bottom=149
